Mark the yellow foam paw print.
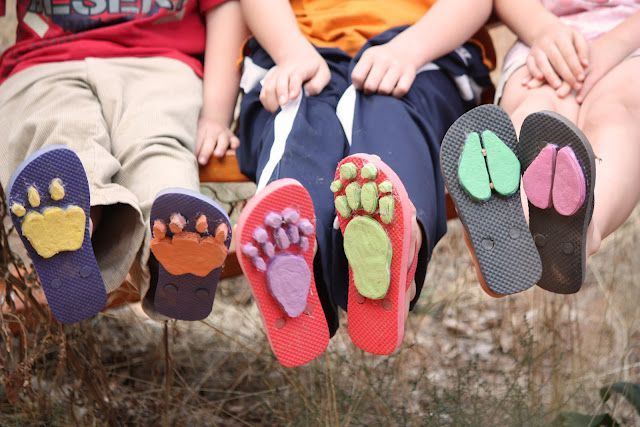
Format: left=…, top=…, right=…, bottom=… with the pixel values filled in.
left=11, top=179, right=85, bottom=259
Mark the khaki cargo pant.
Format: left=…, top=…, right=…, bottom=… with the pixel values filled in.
left=0, top=57, right=202, bottom=310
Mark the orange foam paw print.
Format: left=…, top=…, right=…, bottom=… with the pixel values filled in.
left=150, top=213, right=228, bottom=277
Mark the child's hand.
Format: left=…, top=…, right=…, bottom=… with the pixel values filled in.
left=576, top=35, right=631, bottom=104
left=260, top=46, right=331, bottom=113
left=524, top=22, right=589, bottom=91
left=522, top=64, right=575, bottom=99
left=196, top=116, right=240, bottom=165
left=351, top=41, right=418, bottom=97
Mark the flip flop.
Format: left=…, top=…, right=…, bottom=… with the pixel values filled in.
left=236, top=179, right=329, bottom=367
left=149, top=188, right=231, bottom=320
left=519, top=111, right=595, bottom=294
left=331, top=154, right=412, bottom=355
left=7, top=145, right=107, bottom=324
left=440, top=105, right=541, bottom=296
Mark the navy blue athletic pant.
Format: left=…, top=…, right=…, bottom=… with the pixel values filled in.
left=237, top=27, right=491, bottom=335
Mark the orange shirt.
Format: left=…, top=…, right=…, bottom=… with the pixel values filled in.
left=291, top=0, right=436, bottom=57
left=290, top=0, right=495, bottom=69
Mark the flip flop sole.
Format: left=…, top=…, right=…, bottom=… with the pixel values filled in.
left=7, top=145, right=107, bottom=324
left=236, top=179, right=329, bottom=368
left=518, top=111, right=595, bottom=294
left=441, top=105, right=541, bottom=296
left=150, top=189, right=231, bottom=320
left=332, top=154, right=411, bottom=355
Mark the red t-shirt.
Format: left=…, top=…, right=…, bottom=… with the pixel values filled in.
left=0, top=0, right=228, bottom=83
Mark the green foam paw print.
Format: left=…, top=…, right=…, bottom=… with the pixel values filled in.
left=331, top=161, right=395, bottom=299
left=458, top=131, right=521, bottom=201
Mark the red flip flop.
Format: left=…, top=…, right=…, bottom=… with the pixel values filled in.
left=236, top=179, right=329, bottom=367
left=331, top=154, right=413, bottom=355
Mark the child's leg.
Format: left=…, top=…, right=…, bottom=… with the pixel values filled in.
left=0, top=62, right=142, bottom=295
left=236, top=46, right=352, bottom=334
left=499, top=66, right=582, bottom=230
left=500, top=66, right=580, bottom=132
left=339, top=70, right=467, bottom=308
left=575, top=57, right=640, bottom=255
left=87, top=57, right=202, bottom=311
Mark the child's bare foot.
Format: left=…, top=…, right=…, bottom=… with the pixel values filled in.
left=89, top=206, right=102, bottom=237
left=405, top=212, right=421, bottom=320
left=586, top=221, right=602, bottom=257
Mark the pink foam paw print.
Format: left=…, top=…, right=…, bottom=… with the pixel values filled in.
left=523, top=144, right=586, bottom=216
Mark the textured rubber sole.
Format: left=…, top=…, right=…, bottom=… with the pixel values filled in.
left=150, top=189, right=231, bottom=320
left=441, top=105, right=542, bottom=296
left=519, top=111, right=595, bottom=294
left=236, top=179, right=329, bottom=368
left=7, top=145, right=107, bottom=324
left=333, top=154, right=411, bottom=355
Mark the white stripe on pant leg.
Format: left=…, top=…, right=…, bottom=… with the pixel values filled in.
left=335, top=64, right=438, bottom=147
left=336, top=85, right=357, bottom=147
left=240, top=57, right=269, bottom=94
left=256, top=93, right=304, bottom=191
left=239, top=57, right=303, bottom=191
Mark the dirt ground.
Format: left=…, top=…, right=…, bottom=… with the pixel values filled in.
left=1, top=11, right=639, bottom=426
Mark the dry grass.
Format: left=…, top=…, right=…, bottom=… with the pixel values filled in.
left=1, top=16, right=639, bottom=426
left=2, top=180, right=638, bottom=426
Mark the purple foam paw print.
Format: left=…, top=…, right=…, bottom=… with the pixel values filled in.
left=241, top=209, right=314, bottom=317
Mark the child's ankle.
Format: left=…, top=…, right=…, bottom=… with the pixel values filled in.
left=587, top=222, right=602, bottom=257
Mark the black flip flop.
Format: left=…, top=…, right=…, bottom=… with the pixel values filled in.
left=441, top=105, right=541, bottom=296
left=519, top=111, right=596, bottom=294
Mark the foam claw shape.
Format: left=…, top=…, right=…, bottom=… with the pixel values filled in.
left=361, top=182, right=378, bottom=213
left=27, top=186, right=40, bottom=207
left=298, top=219, right=314, bottom=235
left=300, top=236, right=309, bottom=252
left=523, top=144, right=557, bottom=209
left=263, top=241, right=276, bottom=258
left=288, top=225, right=300, bottom=244
left=345, top=182, right=362, bottom=210
left=195, top=215, right=209, bottom=234
left=153, top=219, right=167, bottom=239
left=274, top=227, right=290, bottom=249
left=379, top=196, right=395, bottom=225
left=282, top=208, right=300, bottom=224
left=242, top=243, right=259, bottom=258
left=11, top=203, right=26, bottom=217
left=49, top=178, right=65, bottom=201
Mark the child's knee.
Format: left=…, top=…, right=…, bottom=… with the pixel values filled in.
left=579, top=97, right=638, bottom=132
left=505, top=89, right=578, bottom=132
left=358, top=92, right=409, bottom=115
